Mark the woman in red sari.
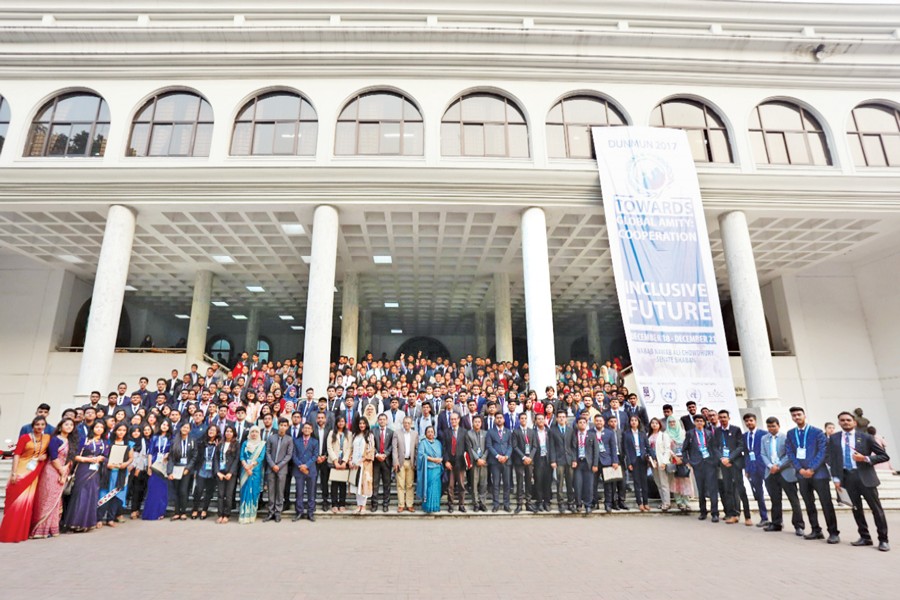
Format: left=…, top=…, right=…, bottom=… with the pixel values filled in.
left=0, top=416, right=50, bottom=543
left=31, top=417, right=77, bottom=538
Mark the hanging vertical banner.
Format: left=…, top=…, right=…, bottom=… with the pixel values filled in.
left=592, top=126, right=738, bottom=419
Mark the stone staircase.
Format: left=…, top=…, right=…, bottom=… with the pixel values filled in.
left=3, top=456, right=899, bottom=517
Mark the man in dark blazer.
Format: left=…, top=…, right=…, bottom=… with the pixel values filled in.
left=786, top=406, right=839, bottom=544
left=511, top=412, right=537, bottom=513
left=590, top=415, right=619, bottom=512
left=624, top=393, right=649, bottom=431
left=829, top=411, right=890, bottom=551
left=123, top=392, right=144, bottom=421
left=264, top=418, right=293, bottom=522
left=486, top=412, right=513, bottom=512
left=680, top=400, right=699, bottom=432
left=569, top=415, right=599, bottom=513
left=713, top=409, right=746, bottom=524
left=605, top=413, right=628, bottom=510
left=531, top=413, right=553, bottom=512
left=549, top=411, right=574, bottom=513
left=682, top=414, right=721, bottom=522
left=292, top=422, right=319, bottom=521
left=622, top=416, right=653, bottom=510
left=312, top=411, right=333, bottom=511
left=443, top=412, right=468, bottom=513
left=742, top=413, right=770, bottom=527
left=760, top=416, right=805, bottom=536
left=372, top=413, right=394, bottom=513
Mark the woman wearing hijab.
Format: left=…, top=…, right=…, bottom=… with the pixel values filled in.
left=31, top=417, right=77, bottom=539
left=142, top=419, right=172, bottom=520
left=665, top=415, right=693, bottom=511
left=215, top=425, right=240, bottom=523
left=97, top=422, right=134, bottom=527
left=238, top=426, right=266, bottom=523
left=0, top=416, right=51, bottom=543
left=349, top=415, right=375, bottom=514
left=63, top=421, right=107, bottom=533
left=415, top=425, right=443, bottom=513
left=363, top=403, right=378, bottom=428
left=648, top=417, right=673, bottom=511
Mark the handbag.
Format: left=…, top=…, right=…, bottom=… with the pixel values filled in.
left=675, top=463, right=690, bottom=478
left=665, top=463, right=677, bottom=474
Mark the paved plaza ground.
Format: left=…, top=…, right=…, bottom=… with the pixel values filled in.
left=0, top=510, right=896, bottom=599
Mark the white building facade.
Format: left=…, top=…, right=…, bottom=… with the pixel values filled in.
left=1, top=0, right=900, bottom=442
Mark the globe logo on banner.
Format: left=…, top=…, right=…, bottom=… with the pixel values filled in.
left=627, top=155, right=672, bottom=199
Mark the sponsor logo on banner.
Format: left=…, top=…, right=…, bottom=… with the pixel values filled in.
left=592, top=126, right=739, bottom=420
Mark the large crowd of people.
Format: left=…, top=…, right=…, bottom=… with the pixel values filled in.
left=0, top=351, right=890, bottom=552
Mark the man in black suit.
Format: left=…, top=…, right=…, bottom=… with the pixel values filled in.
left=570, top=415, right=599, bottom=513
left=713, top=409, right=747, bottom=525
left=830, top=411, right=890, bottom=551
left=371, top=413, right=394, bottom=512
left=549, top=410, right=574, bottom=513
left=683, top=414, right=720, bottom=522
left=312, top=410, right=333, bottom=511
left=624, top=393, right=649, bottom=431
left=123, top=392, right=144, bottom=421
left=511, top=412, right=537, bottom=513
left=681, top=400, right=698, bottom=431
left=443, top=412, right=468, bottom=513
left=531, top=413, right=553, bottom=512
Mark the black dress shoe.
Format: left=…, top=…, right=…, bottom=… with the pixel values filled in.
left=448, top=505, right=454, bottom=514
left=459, top=505, right=467, bottom=513
left=322, top=503, right=331, bottom=512
left=492, top=506, right=499, bottom=513
left=504, top=505, right=511, bottom=513
left=795, top=528, right=805, bottom=537
left=382, top=506, right=389, bottom=513
left=263, top=514, right=275, bottom=522
left=804, top=531, right=824, bottom=540
left=878, top=541, right=890, bottom=552
left=274, top=514, right=281, bottom=523
left=756, top=520, right=770, bottom=528
left=514, top=506, right=522, bottom=514
left=697, top=514, right=707, bottom=521
left=292, top=514, right=305, bottom=522
left=711, top=516, right=719, bottom=523
left=308, top=514, right=316, bottom=522
left=827, top=534, right=841, bottom=544
left=763, top=524, right=782, bottom=532
left=851, top=538, right=874, bottom=547
left=585, top=507, right=592, bottom=515
left=605, top=505, right=612, bottom=513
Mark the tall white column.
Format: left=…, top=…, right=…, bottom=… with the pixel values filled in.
left=359, top=309, right=372, bottom=358
left=75, top=205, right=136, bottom=399
left=245, top=307, right=260, bottom=357
left=302, top=205, right=339, bottom=395
left=521, top=207, right=557, bottom=395
left=185, top=270, right=213, bottom=370
left=719, top=210, right=779, bottom=407
left=586, top=311, right=602, bottom=362
left=474, top=311, right=488, bottom=358
left=340, top=272, right=359, bottom=360
left=493, top=272, right=513, bottom=362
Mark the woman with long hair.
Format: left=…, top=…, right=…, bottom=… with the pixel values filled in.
left=128, top=423, right=153, bottom=518
left=63, top=420, right=107, bottom=533
left=168, top=421, right=197, bottom=521
left=625, top=415, right=652, bottom=512
left=97, top=422, right=134, bottom=527
left=416, top=425, right=443, bottom=514
left=142, top=419, right=172, bottom=520
left=191, top=424, right=219, bottom=520
left=349, top=415, right=375, bottom=515
left=648, top=417, right=673, bottom=511
left=238, top=426, right=266, bottom=524
left=31, top=417, right=77, bottom=538
left=0, top=416, right=50, bottom=543
left=327, top=415, right=352, bottom=513
left=215, top=425, right=240, bottom=523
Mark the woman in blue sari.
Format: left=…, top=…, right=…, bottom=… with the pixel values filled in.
left=142, top=419, right=172, bottom=520
left=416, top=426, right=443, bottom=513
left=238, top=426, right=266, bottom=524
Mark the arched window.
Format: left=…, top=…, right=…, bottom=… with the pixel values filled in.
left=441, top=92, right=529, bottom=158
left=0, top=96, right=9, bottom=154
left=335, top=91, right=423, bottom=155
left=128, top=90, right=213, bottom=157
left=547, top=95, right=626, bottom=159
left=650, top=98, right=732, bottom=163
left=208, top=335, right=233, bottom=366
left=847, top=103, right=900, bottom=167
left=256, top=338, right=271, bottom=363
left=25, top=92, right=109, bottom=157
left=231, top=91, right=317, bottom=156
left=749, top=101, right=831, bottom=166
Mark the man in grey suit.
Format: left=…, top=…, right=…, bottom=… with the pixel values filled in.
left=760, top=416, right=805, bottom=536
left=392, top=416, right=418, bottom=512
left=264, top=418, right=293, bottom=522
left=466, top=414, right=489, bottom=512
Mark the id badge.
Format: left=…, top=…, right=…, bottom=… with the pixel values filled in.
left=796, top=447, right=807, bottom=460
left=598, top=442, right=606, bottom=454
left=525, top=444, right=531, bottom=455
left=89, top=463, right=99, bottom=471
left=179, top=458, right=188, bottom=466
left=26, top=459, right=37, bottom=472
left=723, top=447, right=730, bottom=459
left=204, top=460, right=213, bottom=471
left=748, top=451, right=756, bottom=461
left=700, top=447, right=710, bottom=459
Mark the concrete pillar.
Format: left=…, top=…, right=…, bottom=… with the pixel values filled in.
left=719, top=210, right=779, bottom=408
left=340, top=272, right=359, bottom=360
left=75, top=205, right=136, bottom=399
left=359, top=309, right=372, bottom=358
left=493, top=272, right=513, bottom=362
left=302, top=205, right=339, bottom=395
left=586, top=311, right=602, bottom=362
left=521, top=207, right=557, bottom=396
left=185, top=270, right=213, bottom=370
left=245, top=307, right=260, bottom=357
left=474, top=311, right=488, bottom=358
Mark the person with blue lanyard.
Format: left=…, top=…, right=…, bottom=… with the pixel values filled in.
left=682, top=414, right=720, bottom=522
left=785, top=406, right=839, bottom=544
left=742, top=413, right=770, bottom=527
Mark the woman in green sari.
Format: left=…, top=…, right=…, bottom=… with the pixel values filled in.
left=415, top=426, right=443, bottom=513
left=238, top=426, right=266, bottom=524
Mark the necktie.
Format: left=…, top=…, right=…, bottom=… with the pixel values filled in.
left=844, top=432, right=853, bottom=470
left=451, top=430, right=457, bottom=455
left=380, top=430, right=385, bottom=453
